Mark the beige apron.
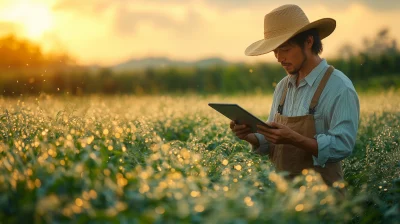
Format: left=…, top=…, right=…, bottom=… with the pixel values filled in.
left=269, top=66, right=343, bottom=187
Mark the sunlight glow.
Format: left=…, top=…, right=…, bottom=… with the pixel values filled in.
left=1, top=2, right=53, bottom=39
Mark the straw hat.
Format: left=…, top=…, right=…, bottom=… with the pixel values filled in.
left=245, top=4, right=336, bottom=56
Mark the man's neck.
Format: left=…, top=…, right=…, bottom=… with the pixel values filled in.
left=297, top=56, right=323, bottom=83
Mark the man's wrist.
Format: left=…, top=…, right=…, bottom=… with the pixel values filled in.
left=245, top=133, right=260, bottom=148
left=291, top=132, right=318, bottom=157
left=291, top=131, right=302, bottom=146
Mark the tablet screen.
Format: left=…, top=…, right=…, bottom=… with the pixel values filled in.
left=208, top=103, right=275, bottom=132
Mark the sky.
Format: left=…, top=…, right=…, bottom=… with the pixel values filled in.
left=0, top=0, right=399, bottom=66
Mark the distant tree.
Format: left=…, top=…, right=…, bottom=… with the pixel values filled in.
left=0, top=34, right=75, bottom=71
left=363, top=28, right=398, bottom=56
left=338, top=43, right=355, bottom=60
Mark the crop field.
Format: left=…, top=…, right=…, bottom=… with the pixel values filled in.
left=0, top=90, right=399, bottom=223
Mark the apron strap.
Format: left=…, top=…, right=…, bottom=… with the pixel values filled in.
left=309, top=66, right=335, bottom=114
left=277, top=76, right=290, bottom=114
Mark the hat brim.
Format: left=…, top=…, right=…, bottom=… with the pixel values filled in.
left=245, top=18, right=336, bottom=56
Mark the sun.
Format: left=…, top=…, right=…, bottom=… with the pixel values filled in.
left=1, top=2, right=53, bottom=39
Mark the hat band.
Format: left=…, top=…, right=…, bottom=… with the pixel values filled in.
left=263, top=25, right=305, bottom=39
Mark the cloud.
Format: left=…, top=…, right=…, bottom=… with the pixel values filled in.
left=53, top=0, right=206, bottom=36
left=45, top=0, right=400, bottom=66
left=113, top=5, right=206, bottom=36
left=192, top=0, right=400, bottom=12
left=52, top=0, right=400, bottom=16
left=302, top=0, right=400, bottom=11
left=358, top=0, right=400, bottom=10
left=52, top=0, right=113, bottom=15
left=114, top=8, right=176, bottom=35
left=51, top=0, right=400, bottom=39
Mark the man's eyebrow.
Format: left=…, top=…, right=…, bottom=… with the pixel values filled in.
left=278, top=43, right=290, bottom=48
left=273, top=44, right=290, bottom=51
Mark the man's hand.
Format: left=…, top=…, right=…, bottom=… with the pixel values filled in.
left=229, top=120, right=259, bottom=147
left=230, top=120, right=251, bottom=139
left=256, top=122, right=298, bottom=145
left=256, top=122, right=318, bottom=157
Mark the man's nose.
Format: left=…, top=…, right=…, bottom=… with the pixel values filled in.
left=275, top=51, right=284, bottom=63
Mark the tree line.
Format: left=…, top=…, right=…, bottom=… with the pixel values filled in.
left=1, top=29, right=399, bottom=96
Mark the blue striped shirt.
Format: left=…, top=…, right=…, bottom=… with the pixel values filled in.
left=254, top=59, right=360, bottom=167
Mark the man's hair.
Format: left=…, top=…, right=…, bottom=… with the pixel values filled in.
left=287, top=28, right=323, bottom=55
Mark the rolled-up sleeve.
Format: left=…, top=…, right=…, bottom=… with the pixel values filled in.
left=312, top=88, right=360, bottom=167
left=253, top=133, right=269, bottom=153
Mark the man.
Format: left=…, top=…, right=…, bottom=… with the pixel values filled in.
left=230, top=4, right=360, bottom=186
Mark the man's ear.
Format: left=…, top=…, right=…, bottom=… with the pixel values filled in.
left=306, top=36, right=314, bottom=49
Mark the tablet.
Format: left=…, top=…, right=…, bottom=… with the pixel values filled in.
left=208, top=103, right=276, bottom=132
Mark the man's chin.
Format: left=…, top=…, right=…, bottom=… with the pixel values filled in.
left=283, top=67, right=298, bottom=75
left=287, top=69, right=299, bottom=75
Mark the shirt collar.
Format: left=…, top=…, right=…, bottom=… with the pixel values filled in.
left=287, top=59, right=329, bottom=87
left=305, top=59, right=328, bottom=87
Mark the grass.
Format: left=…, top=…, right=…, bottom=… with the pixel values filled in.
left=0, top=90, right=399, bottom=223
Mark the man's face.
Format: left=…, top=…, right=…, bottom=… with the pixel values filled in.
left=273, top=41, right=307, bottom=75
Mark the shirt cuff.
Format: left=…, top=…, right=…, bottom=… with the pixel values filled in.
left=253, top=133, right=269, bottom=154
left=312, top=134, right=335, bottom=168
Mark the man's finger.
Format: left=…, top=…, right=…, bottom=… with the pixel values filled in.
left=230, top=120, right=235, bottom=129
left=267, top=121, right=284, bottom=128
left=236, top=128, right=251, bottom=135
left=237, top=134, right=248, bottom=139
left=234, top=124, right=247, bottom=131
left=257, top=131, right=278, bottom=142
left=256, top=125, right=278, bottom=133
left=261, top=133, right=277, bottom=141
left=236, top=128, right=251, bottom=134
left=256, top=130, right=275, bottom=139
left=264, top=136, right=278, bottom=144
